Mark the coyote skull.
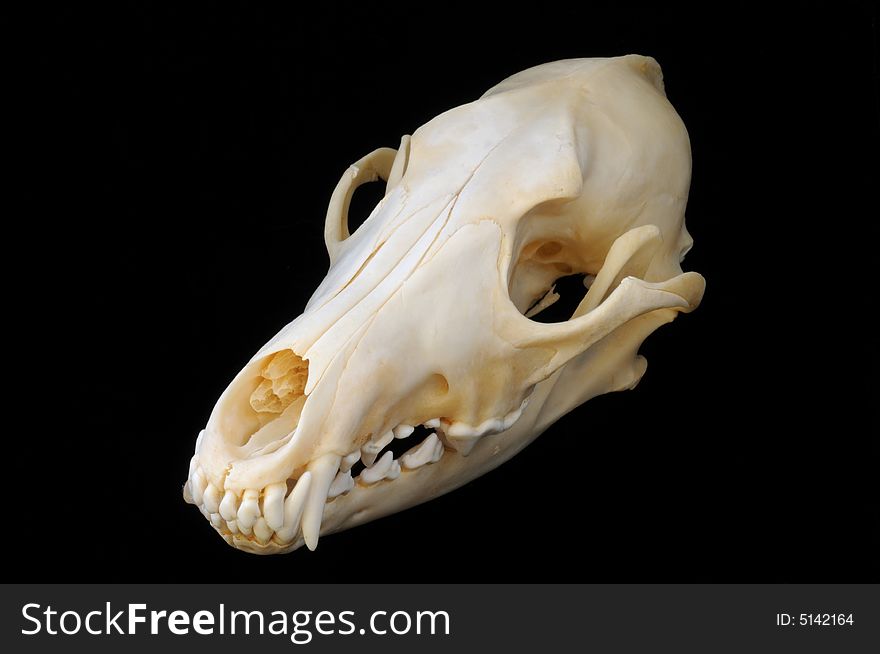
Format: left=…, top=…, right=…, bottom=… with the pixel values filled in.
left=183, top=55, right=705, bottom=554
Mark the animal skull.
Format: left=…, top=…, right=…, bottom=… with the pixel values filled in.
left=183, top=55, right=705, bottom=554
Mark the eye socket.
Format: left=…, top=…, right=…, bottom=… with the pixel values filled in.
left=508, top=239, right=595, bottom=323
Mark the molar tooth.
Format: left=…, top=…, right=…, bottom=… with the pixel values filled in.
left=275, top=472, right=312, bottom=543
left=219, top=490, right=239, bottom=521
left=237, top=489, right=261, bottom=529
left=262, top=482, right=287, bottom=531
left=302, top=454, right=341, bottom=551
left=393, top=424, right=414, bottom=439
left=191, top=469, right=206, bottom=506
left=328, top=469, right=354, bottom=498
left=401, top=433, right=441, bottom=470
left=360, top=451, right=395, bottom=484
left=340, top=451, right=361, bottom=472
left=431, top=439, right=445, bottom=463
left=209, top=513, right=224, bottom=530
left=424, top=418, right=441, bottom=428
left=203, top=483, right=222, bottom=514
left=253, top=517, right=273, bottom=545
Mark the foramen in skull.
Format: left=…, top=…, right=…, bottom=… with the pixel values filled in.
left=184, top=56, right=706, bottom=554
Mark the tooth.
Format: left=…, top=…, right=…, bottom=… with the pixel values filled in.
left=182, top=482, right=194, bottom=504
left=203, top=483, right=221, bottom=514
left=424, top=418, right=441, bottom=428
left=219, top=490, right=239, bottom=521
left=226, top=520, right=239, bottom=534
left=386, top=459, right=400, bottom=480
left=210, top=513, right=224, bottom=530
left=195, top=428, right=205, bottom=451
left=191, top=469, right=207, bottom=505
left=237, top=489, right=261, bottom=529
left=401, top=433, right=441, bottom=469
left=340, top=451, right=360, bottom=472
left=188, top=455, right=199, bottom=479
left=431, top=439, right=445, bottom=462
left=262, top=482, right=287, bottom=531
left=275, top=472, right=312, bottom=543
left=238, top=522, right=253, bottom=536
left=253, top=517, right=273, bottom=545
left=363, top=431, right=394, bottom=454
left=361, top=448, right=379, bottom=467
left=447, top=432, right=481, bottom=455
left=393, top=424, right=414, bottom=439
left=360, top=451, right=395, bottom=484
left=328, top=470, right=354, bottom=498
left=302, top=454, right=341, bottom=551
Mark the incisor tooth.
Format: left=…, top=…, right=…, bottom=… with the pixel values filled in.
left=237, top=489, right=261, bottom=529
left=328, top=470, right=354, bottom=498
left=401, top=433, right=441, bottom=470
left=275, top=472, right=312, bottom=543
left=210, top=513, right=224, bottom=530
left=203, top=483, right=221, bottom=514
left=191, top=469, right=206, bottom=506
left=188, top=455, right=199, bottom=479
left=253, top=517, right=273, bottom=545
left=219, top=490, right=239, bottom=521
left=262, top=482, right=287, bottom=531
left=302, top=454, right=341, bottom=551
left=340, top=451, right=360, bottom=472
left=393, top=424, right=414, bottom=439
left=226, top=520, right=239, bottom=534
left=360, top=451, right=395, bottom=484
left=182, top=481, right=194, bottom=504
left=238, top=522, right=253, bottom=536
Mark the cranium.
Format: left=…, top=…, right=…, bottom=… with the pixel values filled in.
left=183, top=55, right=705, bottom=554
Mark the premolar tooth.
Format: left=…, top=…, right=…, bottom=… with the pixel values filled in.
left=253, top=517, right=273, bottom=545
left=191, top=469, right=206, bottom=506
left=424, top=418, right=441, bottom=428
left=363, top=430, right=394, bottom=455
left=328, top=470, right=354, bottom=498
left=386, top=459, right=400, bottom=480
left=262, top=482, right=287, bottom=531
left=237, top=489, right=261, bottom=529
left=401, top=433, right=441, bottom=469
left=302, top=454, right=341, bottom=551
left=203, top=483, right=221, bottom=514
left=340, top=451, right=361, bottom=472
left=361, top=448, right=379, bottom=467
left=275, top=472, right=312, bottom=543
left=219, top=490, right=239, bottom=521
left=393, top=424, right=414, bottom=439
left=360, top=451, right=395, bottom=484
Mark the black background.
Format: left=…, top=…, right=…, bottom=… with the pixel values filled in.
left=16, top=3, right=877, bottom=582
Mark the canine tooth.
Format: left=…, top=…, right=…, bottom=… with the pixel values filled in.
left=253, top=517, right=273, bottom=545
left=393, top=424, right=414, bottom=439
left=210, top=512, right=224, bottom=530
left=275, top=472, right=312, bottom=542
left=363, top=430, right=394, bottom=454
left=424, top=418, right=441, bottom=428
left=302, top=454, right=341, bottom=551
left=219, top=490, right=239, bottom=521
left=360, top=451, right=395, bottom=484
left=203, top=483, right=222, bottom=514
left=237, top=489, right=261, bottom=529
left=262, top=482, right=287, bottom=531
left=328, top=469, right=354, bottom=498
left=401, top=433, right=441, bottom=469
left=226, top=520, right=239, bottom=534
left=191, top=469, right=206, bottom=506
left=340, top=451, right=361, bottom=472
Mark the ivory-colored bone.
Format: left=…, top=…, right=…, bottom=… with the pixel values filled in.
left=183, top=56, right=705, bottom=554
